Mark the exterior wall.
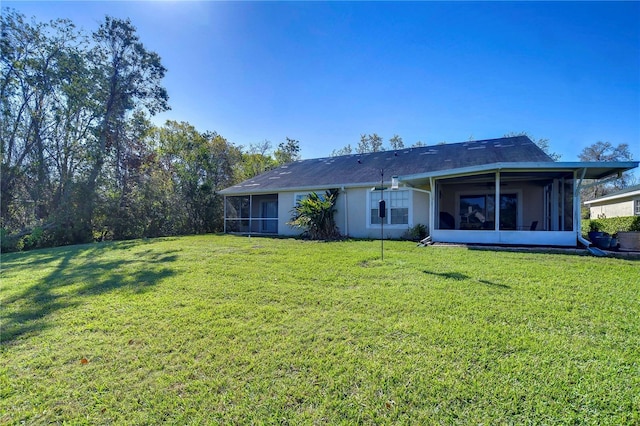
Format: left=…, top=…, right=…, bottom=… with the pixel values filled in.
left=412, top=189, right=430, bottom=232
left=276, top=186, right=431, bottom=239
left=589, top=199, right=634, bottom=219
left=346, top=187, right=431, bottom=239
left=277, top=189, right=352, bottom=237
left=277, top=192, right=298, bottom=236
left=344, top=188, right=368, bottom=238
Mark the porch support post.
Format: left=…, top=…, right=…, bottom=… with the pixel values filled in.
left=574, top=168, right=587, bottom=234
left=249, top=195, right=253, bottom=234
left=430, top=177, right=436, bottom=232
left=223, top=195, right=227, bottom=233
left=560, top=177, right=565, bottom=231
left=495, top=171, right=500, bottom=231
left=551, top=179, right=559, bottom=231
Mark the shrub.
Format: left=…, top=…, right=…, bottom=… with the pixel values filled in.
left=288, top=189, right=341, bottom=240
left=583, top=216, right=640, bottom=236
left=401, top=224, right=429, bottom=241
left=1, top=228, right=20, bottom=253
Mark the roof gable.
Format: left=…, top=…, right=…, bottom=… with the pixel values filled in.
left=222, top=136, right=552, bottom=194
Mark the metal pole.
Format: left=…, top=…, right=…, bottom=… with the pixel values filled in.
left=381, top=169, right=384, bottom=261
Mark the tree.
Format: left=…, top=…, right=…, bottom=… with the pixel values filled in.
left=237, top=140, right=277, bottom=180
left=389, top=134, right=404, bottom=150
left=1, top=10, right=95, bottom=246
left=331, top=144, right=353, bottom=157
left=288, top=189, right=341, bottom=240
left=274, top=137, right=301, bottom=165
left=83, top=16, right=169, bottom=241
left=579, top=141, right=635, bottom=200
left=504, top=132, right=561, bottom=161
left=357, top=133, right=384, bottom=154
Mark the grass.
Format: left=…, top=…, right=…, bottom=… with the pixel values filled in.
left=1, top=235, right=639, bottom=424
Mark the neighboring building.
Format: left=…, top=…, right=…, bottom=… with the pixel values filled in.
left=583, top=184, right=640, bottom=219
left=220, top=136, right=638, bottom=247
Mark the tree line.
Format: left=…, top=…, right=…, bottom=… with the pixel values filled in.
left=2, top=10, right=634, bottom=251
left=0, top=10, right=299, bottom=251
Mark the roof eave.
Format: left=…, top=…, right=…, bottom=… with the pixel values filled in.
left=398, top=161, right=639, bottom=182
left=219, top=181, right=381, bottom=196
left=583, top=189, right=640, bottom=205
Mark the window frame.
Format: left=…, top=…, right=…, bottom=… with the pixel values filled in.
left=367, top=189, right=412, bottom=228
left=293, top=191, right=326, bottom=207
left=454, top=189, right=523, bottom=230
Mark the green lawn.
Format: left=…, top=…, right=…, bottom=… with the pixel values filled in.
left=1, top=235, right=639, bottom=424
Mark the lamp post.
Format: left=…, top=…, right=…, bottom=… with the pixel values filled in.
left=373, top=169, right=398, bottom=261
left=379, top=169, right=385, bottom=260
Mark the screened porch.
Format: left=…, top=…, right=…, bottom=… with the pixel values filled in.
left=223, top=194, right=279, bottom=234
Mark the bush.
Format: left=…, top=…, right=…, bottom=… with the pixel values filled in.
left=0, top=226, right=57, bottom=253
left=401, top=224, right=429, bottom=241
left=583, top=216, right=640, bottom=236
left=288, top=189, right=341, bottom=240
left=1, top=228, right=20, bottom=253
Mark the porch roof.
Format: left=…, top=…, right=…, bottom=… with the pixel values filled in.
left=398, top=161, right=639, bottom=187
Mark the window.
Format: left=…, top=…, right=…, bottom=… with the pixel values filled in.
left=635, top=199, right=640, bottom=216
left=459, top=193, right=518, bottom=230
left=369, top=190, right=409, bottom=226
left=294, top=191, right=326, bottom=206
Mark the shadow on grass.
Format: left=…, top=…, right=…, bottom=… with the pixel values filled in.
left=1, top=241, right=178, bottom=344
left=423, top=270, right=510, bottom=289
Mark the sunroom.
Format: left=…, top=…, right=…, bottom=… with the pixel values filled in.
left=398, top=162, right=636, bottom=247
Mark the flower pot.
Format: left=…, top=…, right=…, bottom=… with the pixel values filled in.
left=588, top=231, right=603, bottom=242
left=617, top=232, right=640, bottom=252
left=593, top=235, right=611, bottom=250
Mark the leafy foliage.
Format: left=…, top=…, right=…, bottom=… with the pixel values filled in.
left=288, top=189, right=341, bottom=240
left=357, top=133, right=384, bottom=153
left=583, top=216, right=640, bottom=236
left=579, top=141, right=636, bottom=200
left=1, top=10, right=291, bottom=251
left=274, top=137, right=301, bottom=165
left=504, top=132, right=561, bottom=161
left=0, top=10, right=169, bottom=248
left=401, top=223, right=428, bottom=241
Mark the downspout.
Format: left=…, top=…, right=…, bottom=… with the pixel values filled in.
left=429, top=177, right=435, bottom=241
left=341, top=186, right=349, bottom=236
left=495, top=171, right=501, bottom=232
left=575, top=168, right=590, bottom=247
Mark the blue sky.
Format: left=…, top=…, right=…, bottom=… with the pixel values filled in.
left=6, top=1, right=640, bottom=162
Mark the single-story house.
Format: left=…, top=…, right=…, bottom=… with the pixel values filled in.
left=220, top=136, right=638, bottom=247
left=583, top=184, right=640, bottom=219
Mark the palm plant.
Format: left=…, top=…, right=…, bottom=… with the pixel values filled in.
left=288, top=189, right=341, bottom=240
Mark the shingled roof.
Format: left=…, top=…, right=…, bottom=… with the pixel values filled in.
left=221, top=136, right=553, bottom=195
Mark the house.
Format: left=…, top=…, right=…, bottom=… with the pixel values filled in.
left=583, top=184, right=640, bottom=219
left=220, top=136, right=638, bottom=247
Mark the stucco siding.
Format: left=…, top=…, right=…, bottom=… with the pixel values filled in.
left=277, top=192, right=297, bottom=236
left=343, top=188, right=370, bottom=238
left=589, top=199, right=634, bottom=219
